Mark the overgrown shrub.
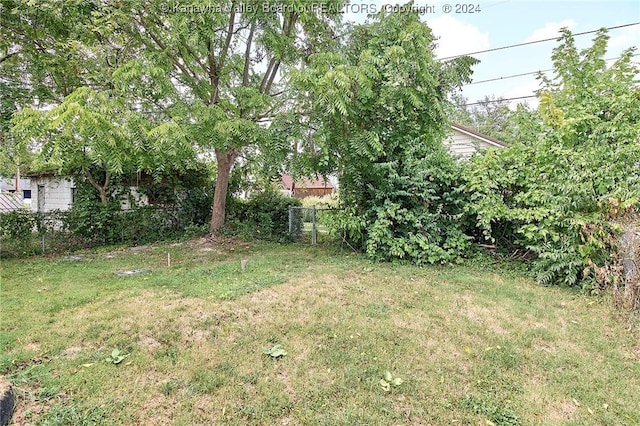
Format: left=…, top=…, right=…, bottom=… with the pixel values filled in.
left=0, top=209, right=39, bottom=255
left=464, top=30, right=640, bottom=291
left=224, top=189, right=301, bottom=242
left=331, top=144, right=473, bottom=264
left=300, top=193, right=339, bottom=223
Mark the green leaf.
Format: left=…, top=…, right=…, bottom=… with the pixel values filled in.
left=263, top=344, right=287, bottom=358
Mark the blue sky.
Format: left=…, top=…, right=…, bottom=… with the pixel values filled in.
left=344, top=0, right=640, bottom=107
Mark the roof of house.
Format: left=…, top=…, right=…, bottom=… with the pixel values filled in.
left=449, top=123, right=508, bottom=148
left=26, top=170, right=61, bottom=178
left=0, top=192, right=24, bottom=212
left=281, top=175, right=334, bottom=190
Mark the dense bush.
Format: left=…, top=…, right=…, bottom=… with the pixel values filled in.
left=0, top=209, right=39, bottom=255
left=294, top=9, right=476, bottom=264
left=224, top=189, right=302, bottom=242
left=464, top=30, right=640, bottom=291
left=331, top=144, right=473, bottom=264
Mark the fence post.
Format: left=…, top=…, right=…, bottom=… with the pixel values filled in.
left=288, top=206, right=293, bottom=234
left=312, top=205, right=317, bottom=245
left=40, top=212, right=45, bottom=254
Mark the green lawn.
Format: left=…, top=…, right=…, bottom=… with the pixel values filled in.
left=1, top=238, right=639, bottom=425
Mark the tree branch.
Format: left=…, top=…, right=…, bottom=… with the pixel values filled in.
left=260, top=12, right=298, bottom=94
left=0, top=51, right=18, bottom=64
left=242, top=21, right=256, bottom=87
left=210, top=1, right=237, bottom=104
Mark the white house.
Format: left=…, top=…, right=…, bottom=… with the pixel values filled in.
left=28, top=172, right=76, bottom=213
left=28, top=171, right=147, bottom=212
left=445, top=124, right=507, bottom=158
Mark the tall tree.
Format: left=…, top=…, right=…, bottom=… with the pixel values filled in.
left=1, top=0, right=95, bottom=176
left=96, top=0, right=344, bottom=232
left=295, top=7, right=477, bottom=263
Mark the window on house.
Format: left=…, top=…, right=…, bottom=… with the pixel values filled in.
left=23, top=190, right=31, bottom=199
left=71, top=187, right=77, bottom=204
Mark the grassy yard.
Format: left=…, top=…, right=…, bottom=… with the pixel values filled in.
left=1, top=238, right=639, bottom=425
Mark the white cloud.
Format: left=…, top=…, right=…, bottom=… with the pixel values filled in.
left=524, top=20, right=577, bottom=42
left=609, top=25, right=640, bottom=50
left=426, top=15, right=490, bottom=59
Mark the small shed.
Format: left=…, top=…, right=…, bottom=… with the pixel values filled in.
left=445, top=124, right=507, bottom=159
left=281, top=175, right=334, bottom=199
left=28, top=172, right=76, bottom=213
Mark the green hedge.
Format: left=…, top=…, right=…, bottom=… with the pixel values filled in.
left=224, top=190, right=302, bottom=242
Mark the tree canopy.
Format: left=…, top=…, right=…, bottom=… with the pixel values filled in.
left=5, top=0, right=345, bottom=227
left=294, top=8, right=478, bottom=263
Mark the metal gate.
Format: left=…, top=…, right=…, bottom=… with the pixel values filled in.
left=288, top=205, right=338, bottom=244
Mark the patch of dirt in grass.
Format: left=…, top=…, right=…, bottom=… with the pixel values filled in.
left=391, top=394, right=428, bottom=425
left=546, top=399, right=578, bottom=423
left=279, top=415, right=296, bottom=425
left=59, top=345, right=83, bottom=358
left=23, top=342, right=41, bottom=352
left=11, top=398, right=49, bottom=426
left=10, top=386, right=67, bottom=426
left=139, top=337, right=161, bottom=352
left=135, top=394, right=181, bottom=425
left=189, top=235, right=251, bottom=251
left=456, top=294, right=509, bottom=336
left=533, top=342, right=557, bottom=354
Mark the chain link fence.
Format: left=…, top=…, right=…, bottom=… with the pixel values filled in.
left=0, top=206, right=203, bottom=258
left=288, top=205, right=339, bottom=244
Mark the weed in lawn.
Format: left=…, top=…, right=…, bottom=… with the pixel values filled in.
left=460, top=393, right=521, bottom=425
left=159, top=378, right=181, bottom=396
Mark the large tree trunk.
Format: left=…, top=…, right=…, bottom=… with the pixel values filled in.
left=210, top=148, right=236, bottom=233
left=83, top=166, right=110, bottom=206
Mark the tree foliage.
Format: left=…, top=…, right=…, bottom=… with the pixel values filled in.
left=95, top=0, right=345, bottom=231
left=4, top=1, right=345, bottom=228
left=296, top=6, right=477, bottom=263
left=449, top=94, right=543, bottom=146
left=465, top=29, right=640, bottom=288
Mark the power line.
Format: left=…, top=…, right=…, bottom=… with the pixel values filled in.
left=439, top=22, right=640, bottom=61
left=463, top=95, right=537, bottom=107
left=466, top=53, right=640, bottom=86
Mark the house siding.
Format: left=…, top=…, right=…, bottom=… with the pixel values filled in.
left=444, top=130, right=496, bottom=158
left=30, top=176, right=76, bottom=213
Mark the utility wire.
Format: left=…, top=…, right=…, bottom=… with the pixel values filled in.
left=439, top=22, right=640, bottom=61
left=466, top=53, right=640, bottom=85
left=463, top=95, right=537, bottom=107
